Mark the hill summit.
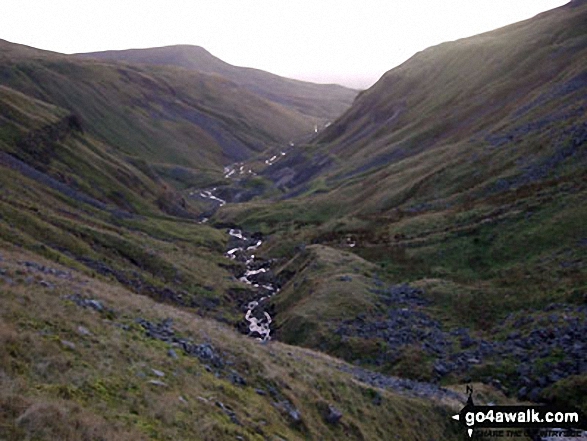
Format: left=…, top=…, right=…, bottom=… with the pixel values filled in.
left=77, top=45, right=358, bottom=123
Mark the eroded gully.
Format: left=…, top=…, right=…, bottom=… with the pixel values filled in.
left=190, top=172, right=481, bottom=411
left=193, top=153, right=292, bottom=340
left=193, top=185, right=277, bottom=340
left=225, top=228, right=278, bottom=341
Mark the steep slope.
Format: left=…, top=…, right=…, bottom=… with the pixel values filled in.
left=0, top=247, right=469, bottom=441
left=313, top=0, right=587, bottom=189
left=0, top=84, right=253, bottom=322
left=256, top=0, right=586, bottom=199
left=0, top=85, right=471, bottom=441
left=77, top=45, right=358, bottom=124
left=213, top=1, right=587, bottom=405
left=0, top=39, right=316, bottom=183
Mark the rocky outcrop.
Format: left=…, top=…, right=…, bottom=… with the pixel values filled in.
left=15, top=115, right=83, bottom=170
left=336, top=282, right=587, bottom=403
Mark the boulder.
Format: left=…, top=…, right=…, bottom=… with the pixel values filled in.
left=324, top=405, right=343, bottom=424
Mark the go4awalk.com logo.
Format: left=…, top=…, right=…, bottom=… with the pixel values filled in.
left=452, top=386, right=587, bottom=438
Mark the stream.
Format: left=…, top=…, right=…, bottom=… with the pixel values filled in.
left=225, top=228, right=278, bottom=341
left=191, top=150, right=294, bottom=341
left=185, top=147, right=587, bottom=437
left=190, top=149, right=292, bottom=341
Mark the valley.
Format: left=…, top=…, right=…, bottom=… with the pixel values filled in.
left=1, top=1, right=586, bottom=440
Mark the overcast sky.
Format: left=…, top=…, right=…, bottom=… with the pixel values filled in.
left=1, top=0, right=569, bottom=88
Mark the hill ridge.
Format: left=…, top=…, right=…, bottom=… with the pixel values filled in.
left=76, top=44, right=359, bottom=123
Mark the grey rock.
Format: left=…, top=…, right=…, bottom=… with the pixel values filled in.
left=230, top=371, right=247, bottom=387
left=288, top=408, right=302, bottom=424
left=434, top=362, right=450, bottom=376
left=548, top=372, right=563, bottom=383
left=216, top=401, right=241, bottom=426
left=77, top=326, right=91, bottom=336
left=195, top=343, right=214, bottom=359
left=273, top=400, right=302, bottom=424
left=324, top=405, right=343, bottom=424
left=520, top=376, right=533, bottom=386
left=167, top=349, right=179, bottom=359
left=460, top=335, right=476, bottom=349
left=151, top=369, right=165, bottom=378
left=528, top=387, right=542, bottom=402
left=60, top=340, right=76, bottom=350
left=87, top=300, right=104, bottom=312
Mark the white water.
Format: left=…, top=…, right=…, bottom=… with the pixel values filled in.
left=225, top=228, right=277, bottom=341
left=228, top=228, right=246, bottom=240
left=199, top=188, right=226, bottom=206
left=195, top=151, right=300, bottom=339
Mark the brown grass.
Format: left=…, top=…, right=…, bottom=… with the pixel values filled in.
left=0, top=245, right=463, bottom=440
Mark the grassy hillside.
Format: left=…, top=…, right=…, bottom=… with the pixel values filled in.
left=0, top=3, right=585, bottom=438
left=0, top=246, right=468, bottom=441
left=213, top=1, right=587, bottom=407
left=254, top=1, right=587, bottom=197
left=77, top=45, right=358, bottom=124
left=0, top=90, right=470, bottom=439
left=0, top=82, right=260, bottom=328
left=0, top=39, right=319, bottom=183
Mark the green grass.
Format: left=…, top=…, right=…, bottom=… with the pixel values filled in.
left=0, top=5, right=586, bottom=438
left=541, top=375, right=587, bottom=414
left=0, top=41, right=325, bottom=174
left=270, top=245, right=381, bottom=355
left=76, top=44, right=358, bottom=123
left=0, top=83, right=258, bottom=323
left=0, top=248, right=462, bottom=441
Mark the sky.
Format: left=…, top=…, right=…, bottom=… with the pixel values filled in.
left=1, top=0, right=569, bottom=89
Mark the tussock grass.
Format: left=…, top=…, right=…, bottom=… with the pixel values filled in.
left=0, top=248, right=460, bottom=440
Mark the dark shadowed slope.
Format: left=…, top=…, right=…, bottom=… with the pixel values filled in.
left=77, top=45, right=358, bottom=123
left=258, top=0, right=587, bottom=206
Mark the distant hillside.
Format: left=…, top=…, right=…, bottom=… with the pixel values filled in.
left=77, top=45, right=358, bottom=123
left=0, top=39, right=320, bottom=179
left=0, top=39, right=464, bottom=441
left=214, top=0, right=587, bottom=399
left=0, top=38, right=321, bottom=324
left=258, top=0, right=587, bottom=205
left=314, top=0, right=587, bottom=187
